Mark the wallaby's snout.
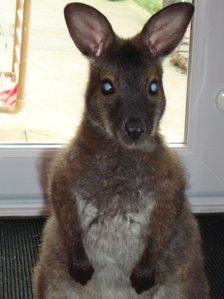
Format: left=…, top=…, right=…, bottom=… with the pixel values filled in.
left=118, top=98, right=155, bottom=146
left=124, top=118, right=145, bottom=141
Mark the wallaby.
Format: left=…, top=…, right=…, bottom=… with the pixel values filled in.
left=33, top=2, right=210, bottom=298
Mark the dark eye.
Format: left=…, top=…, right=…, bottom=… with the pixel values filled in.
left=149, top=80, right=159, bottom=95
left=101, top=80, right=114, bottom=95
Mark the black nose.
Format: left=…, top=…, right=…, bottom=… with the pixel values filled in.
left=124, top=119, right=145, bottom=140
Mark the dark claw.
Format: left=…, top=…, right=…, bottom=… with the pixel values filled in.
left=130, top=264, right=155, bottom=294
left=69, top=258, right=94, bottom=285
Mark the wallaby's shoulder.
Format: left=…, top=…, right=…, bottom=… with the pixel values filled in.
left=146, top=146, right=187, bottom=199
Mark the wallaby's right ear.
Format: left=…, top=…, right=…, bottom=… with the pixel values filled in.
left=140, top=3, right=194, bottom=57
left=64, top=3, right=115, bottom=59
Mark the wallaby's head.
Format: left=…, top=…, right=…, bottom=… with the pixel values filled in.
left=64, top=2, right=194, bottom=149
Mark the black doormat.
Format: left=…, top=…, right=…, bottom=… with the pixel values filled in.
left=0, top=215, right=223, bottom=299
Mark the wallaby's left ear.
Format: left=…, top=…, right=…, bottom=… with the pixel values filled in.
left=64, top=3, right=115, bottom=59
left=140, top=3, right=194, bottom=57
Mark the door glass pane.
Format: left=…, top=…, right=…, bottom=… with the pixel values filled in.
left=0, top=0, right=192, bottom=144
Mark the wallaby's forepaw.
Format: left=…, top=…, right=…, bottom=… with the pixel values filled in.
left=69, top=257, right=94, bottom=286
left=130, top=264, right=155, bottom=294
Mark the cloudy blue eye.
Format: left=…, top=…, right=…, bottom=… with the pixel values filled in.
left=101, top=80, right=114, bottom=95
left=149, top=80, right=159, bottom=94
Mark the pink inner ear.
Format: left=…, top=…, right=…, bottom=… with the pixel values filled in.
left=142, top=4, right=194, bottom=57
left=148, top=31, right=159, bottom=56
left=149, top=44, right=158, bottom=56
left=91, top=41, right=104, bottom=58
left=148, top=23, right=182, bottom=57
left=148, top=32, right=164, bottom=56
left=87, top=22, right=106, bottom=57
left=149, top=34, right=170, bottom=56
left=64, top=3, right=115, bottom=58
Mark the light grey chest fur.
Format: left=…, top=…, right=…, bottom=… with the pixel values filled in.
left=76, top=191, right=155, bottom=285
left=67, top=192, right=183, bottom=299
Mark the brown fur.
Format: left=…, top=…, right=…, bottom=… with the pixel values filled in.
left=33, top=3, right=209, bottom=298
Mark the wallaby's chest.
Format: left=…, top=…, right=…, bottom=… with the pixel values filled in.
left=74, top=153, right=154, bottom=268
left=74, top=151, right=153, bottom=206
left=76, top=189, right=155, bottom=285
